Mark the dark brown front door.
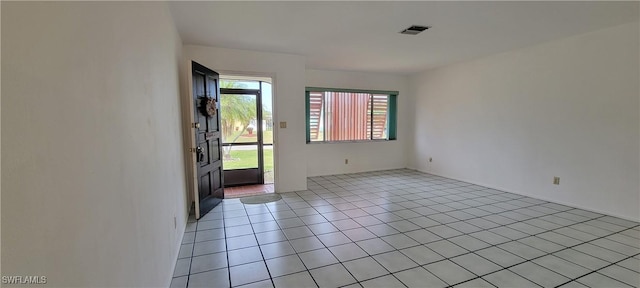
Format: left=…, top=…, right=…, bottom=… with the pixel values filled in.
left=192, top=62, right=224, bottom=219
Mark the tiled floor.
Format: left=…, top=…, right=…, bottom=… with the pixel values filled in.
left=172, top=169, right=640, bottom=288
left=225, top=184, right=275, bottom=199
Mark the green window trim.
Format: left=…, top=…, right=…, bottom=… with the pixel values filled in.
left=388, top=93, right=398, bottom=140
left=305, top=87, right=398, bottom=143
left=305, top=90, right=311, bottom=143
left=306, top=87, right=399, bottom=95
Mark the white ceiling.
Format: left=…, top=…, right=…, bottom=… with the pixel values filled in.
left=169, top=1, right=639, bottom=74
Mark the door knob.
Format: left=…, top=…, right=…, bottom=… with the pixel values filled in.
left=196, top=146, right=204, bottom=162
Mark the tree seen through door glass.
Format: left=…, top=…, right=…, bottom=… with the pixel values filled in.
left=220, top=79, right=273, bottom=172
left=220, top=94, right=257, bottom=144
left=220, top=93, right=257, bottom=170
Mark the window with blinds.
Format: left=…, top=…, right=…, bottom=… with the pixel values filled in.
left=306, top=88, right=397, bottom=143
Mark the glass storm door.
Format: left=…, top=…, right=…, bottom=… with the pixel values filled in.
left=220, top=80, right=272, bottom=187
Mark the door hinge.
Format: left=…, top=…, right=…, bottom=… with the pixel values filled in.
left=192, top=123, right=200, bottom=128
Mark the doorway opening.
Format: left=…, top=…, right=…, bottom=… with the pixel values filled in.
left=219, top=75, right=274, bottom=198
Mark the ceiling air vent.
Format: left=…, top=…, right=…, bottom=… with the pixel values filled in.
left=400, top=25, right=431, bottom=35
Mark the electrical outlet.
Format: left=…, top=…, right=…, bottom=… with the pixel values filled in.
left=345, top=159, right=348, bottom=164
left=279, top=121, right=287, bottom=128
left=553, top=177, right=560, bottom=185
left=429, top=157, right=432, bottom=162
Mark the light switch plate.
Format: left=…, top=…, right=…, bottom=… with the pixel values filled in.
left=279, top=121, right=287, bottom=128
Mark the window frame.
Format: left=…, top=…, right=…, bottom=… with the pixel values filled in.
left=305, top=87, right=398, bottom=144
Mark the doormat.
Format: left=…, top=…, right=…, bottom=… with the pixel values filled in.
left=240, top=193, right=282, bottom=205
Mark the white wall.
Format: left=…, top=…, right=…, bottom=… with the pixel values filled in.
left=410, top=22, right=640, bottom=221
left=306, top=69, right=411, bottom=176
left=2, top=2, right=188, bottom=286
left=184, top=46, right=307, bottom=192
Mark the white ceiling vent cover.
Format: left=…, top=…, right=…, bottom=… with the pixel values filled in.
left=400, top=25, right=431, bottom=35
